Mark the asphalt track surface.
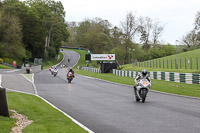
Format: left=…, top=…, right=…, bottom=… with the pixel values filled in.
left=33, top=50, right=200, bottom=133
left=1, top=50, right=200, bottom=133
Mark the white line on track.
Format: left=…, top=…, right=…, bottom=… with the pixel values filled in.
left=6, top=69, right=21, bottom=73
left=72, top=52, right=80, bottom=68
left=20, top=73, right=94, bottom=133
left=32, top=74, right=38, bottom=95
left=55, top=51, right=65, bottom=67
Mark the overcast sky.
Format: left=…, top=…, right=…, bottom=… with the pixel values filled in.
left=55, top=0, right=199, bottom=45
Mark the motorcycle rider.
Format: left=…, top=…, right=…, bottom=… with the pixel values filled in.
left=134, top=69, right=151, bottom=93
left=53, top=67, right=58, bottom=73
left=67, top=68, right=74, bottom=77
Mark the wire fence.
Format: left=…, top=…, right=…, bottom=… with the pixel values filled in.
left=133, top=57, right=200, bottom=70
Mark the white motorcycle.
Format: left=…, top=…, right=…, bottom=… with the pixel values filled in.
left=53, top=69, right=58, bottom=77
left=135, top=79, right=150, bottom=103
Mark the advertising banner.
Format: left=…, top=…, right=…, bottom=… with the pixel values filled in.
left=91, top=54, right=115, bottom=61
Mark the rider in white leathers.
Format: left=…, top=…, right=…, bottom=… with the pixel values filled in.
left=134, top=69, right=151, bottom=92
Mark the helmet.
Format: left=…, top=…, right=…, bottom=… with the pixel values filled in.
left=142, top=69, right=147, bottom=76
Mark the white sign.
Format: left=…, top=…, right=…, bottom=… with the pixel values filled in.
left=91, top=54, right=115, bottom=61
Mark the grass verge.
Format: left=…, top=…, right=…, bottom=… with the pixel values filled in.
left=0, top=64, right=14, bottom=69
left=62, top=48, right=87, bottom=69
left=42, top=52, right=64, bottom=69
left=76, top=70, right=200, bottom=98
left=121, top=65, right=200, bottom=74
left=1, top=92, right=87, bottom=133
left=23, top=74, right=33, bottom=82
left=0, top=111, right=16, bottom=133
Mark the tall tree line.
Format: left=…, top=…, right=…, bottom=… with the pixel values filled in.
left=65, top=12, right=167, bottom=64
left=0, top=0, right=69, bottom=63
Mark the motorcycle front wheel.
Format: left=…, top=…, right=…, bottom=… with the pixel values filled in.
left=134, top=90, right=140, bottom=102
left=141, top=89, right=147, bottom=103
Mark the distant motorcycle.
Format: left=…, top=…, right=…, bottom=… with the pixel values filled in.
left=53, top=69, right=58, bottom=77
left=67, top=72, right=73, bottom=83
left=134, top=79, right=150, bottom=103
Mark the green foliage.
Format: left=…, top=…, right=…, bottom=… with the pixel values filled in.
left=111, top=45, right=126, bottom=64
left=2, top=58, right=13, bottom=64
left=0, top=58, right=3, bottom=64
left=42, top=52, right=64, bottom=69
left=74, top=18, right=112, bottom=54
left=0, top=9, right=26, bottom=61
left=0, top=0, right=69, bottom=61
left=47, top=46, right=56, bottom=59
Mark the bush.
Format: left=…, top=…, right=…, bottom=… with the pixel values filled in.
left=0, top=58, right=3, bottom=64
left=2, top=58, right=13, bottom=64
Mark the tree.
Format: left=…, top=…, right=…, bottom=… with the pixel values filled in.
left=0, top=11, right=26, bottom=60
left=74, top=18, right=112, bottom=53
left=66, top=21, right=78, bottom=46
left=138, top=17, right=153, bottom=50
left=152, top=22, right=164, bottom=44
left=110, top=26, right=123, bottom=47
left=195, top=11, right=200, bottom=30
left=121, top=12, right=138, bottom=63
left=182, top=11, right=200, bottom=48
left=182, top=30, right=196, bottom=48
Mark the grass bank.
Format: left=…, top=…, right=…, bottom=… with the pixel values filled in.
left=62, top=48, right=87, bottom=68
left=0, top=111, right=15, bottom=133
left=121, top=64, right=200, bottom=74
left=123, top=48, right=200, bottom=73
left=42, top=52, right=64, bottom=69
left=76, top=70, right=200, bottom=98
left=0, top=64, right=14, bottom=69
left=0, top=92, right=87, bottom=133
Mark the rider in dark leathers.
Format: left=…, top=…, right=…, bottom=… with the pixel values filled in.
left=67, top=68, right=74, bottom=77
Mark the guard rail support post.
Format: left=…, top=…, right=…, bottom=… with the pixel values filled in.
left=0, top=88, right=9, bottom=117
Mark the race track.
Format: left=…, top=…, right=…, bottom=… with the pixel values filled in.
left=34, top=50, right=200, bottom=133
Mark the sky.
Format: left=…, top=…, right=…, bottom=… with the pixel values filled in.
left=55, top=0, right=199, bottom=45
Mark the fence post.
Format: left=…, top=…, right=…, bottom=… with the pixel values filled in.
left=197, top=57, right=198, bottom=70
left=185, top=58, right=187, bottom=69
left=153, top=60, right=154, bottom=68
left=159, top=60, right=161, bottom=68
left=167, top=59, right=168, bottom=69
left=175, top=58, right=177, bottom=69
left=171, top=59, right=172, bottom=69
left=180, top=58, right=181, bottom=69
left=150, top=60, right=151, bottom=68
left=0, top=88, right=9, bottom=117
left=156, top=60, right=157, bottom=68
left=163, top=59, right=164, bottom=68
left=191, top=58, right=192, bottom=69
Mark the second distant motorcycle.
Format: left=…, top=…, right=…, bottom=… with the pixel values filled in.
left=53, top=68, right=58, bottom=77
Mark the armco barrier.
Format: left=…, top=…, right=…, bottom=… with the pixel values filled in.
left=81, top=67, right=101, bottom=73
left=22, top=65, right=42, bottom=73
left=112, top=69, right=200, bottom=85
left=81, top=67, right=200, bottom=85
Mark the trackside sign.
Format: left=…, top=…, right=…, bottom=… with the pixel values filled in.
left=91, top=54, right=115, bottom=61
